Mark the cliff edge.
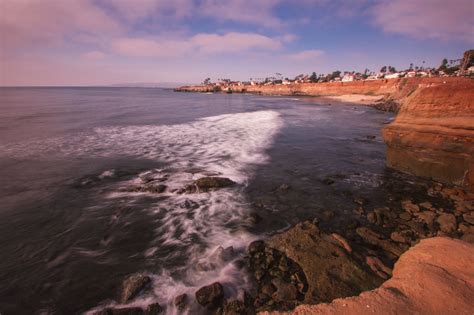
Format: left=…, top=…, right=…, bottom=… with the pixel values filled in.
left=382, top=80, right=474, bottom=191
left=260, top=237, right=474, bottom=315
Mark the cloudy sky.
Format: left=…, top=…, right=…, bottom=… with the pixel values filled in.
left=0, top=0, right=473, bottom=86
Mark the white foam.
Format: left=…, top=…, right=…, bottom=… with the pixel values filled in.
left=3, top=110, right=283, bottom=313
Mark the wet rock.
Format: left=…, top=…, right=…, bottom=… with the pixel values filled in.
left=185, top=177, right=235, bottom=193
left=462, top=212, right=474, bottom=225
left=174, top=294, right=188, bottom=311
left=222, top=299, right=247, bottom=315
left=366, top=256, right=392, bottom=279
left=95, top=307, right=144, bottom=315
left=120, top=274, right=151, bottom=303
left=373, top=207, right=396, bottom=226
left=437, top=213, right=457, bottom=233
left=321, top=210, right=334, bottom=221
left=248, top=240, right=265, bottom=254
left=261, top=284, right=275, bottom=296
left=331, top=233, right=352, bottom=253
left=354, top=197, right=368, bottom=206
left=125, top=184, right=167, bottom=193
left=399, top=212, right=412, bottom=221
left=367, top=212, right=377, bottom=224
left=145, top=303, right=163, bottom=315
left=415, top=211, right=437, bottom=227
left=356, top=227, right=404, bottom=257
left=419, top=201, right=433, bottom=210
left=267, top=221, right=381, bottom=305
left=271, top=278, right=297, bottom=301
left=390, top=230, right=413, bottom=244
left=195, top=282, right=224, bottom=308
left=459, top=223, right=474, bottom=235
left=401, top=200, right=420, bottom=214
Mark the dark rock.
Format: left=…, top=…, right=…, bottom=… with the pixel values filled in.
left=390, top=230, right=412, bottom=244
left=174, top=294, right=188, bottom=311
left=278, top=183, right=291, bottom=191
left=365, top=256, right=392, bottom=279
left=120, top=274, right=151, bottom=303
left=261, top=284, right=275, bottom=296
left=145, top=303, right=163, bottom=315
left=354, top=197, right=368, bottom=206
left=399, top=212, right=412, bottom=221
left=195, top=282, right=224, bottom=308
left=356, top=227, right=404, bottom=257
left=401, top=200, right=420, bottom=214
left=322, top=210, right=334, bottom=221
left=415, top=211, right=437, bottom=227
left=248, top=240, right=265, bottom=254
left=223, top=299, right=247, bottom=315
left=95, top=307, right=144, bottom=315
left=367, top=212, right=377, bottom=224
left=267, top=221, right=381, bottom=305
left=437, top=213, right=457, bottom=233
left=271, top=278, right=297, bottom=301
left=185, top=177, right=235, bottom=193
left=463, top=212, right=474, bottom=225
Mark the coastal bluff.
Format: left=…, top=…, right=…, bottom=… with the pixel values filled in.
left=383, top=79, right=474, bottom=191
left=177, top=77, right=474, bottom=190
left=260, top=237, right=474, bottom=315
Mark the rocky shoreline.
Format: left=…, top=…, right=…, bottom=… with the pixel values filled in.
left=90, top=172, right=474, bottom=314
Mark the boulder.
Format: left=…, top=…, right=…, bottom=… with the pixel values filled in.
left=145, top=303, right=163, bottom=315
left=267, top=221, right=382, bottom=304
left=185, top=177, right=235, bottom=193
left=401, top=200, right=420, bottom=214
left=174, top=293, right=188, bottom=311
left=463, top=212, right=474, bottom=225
left=437, top=213, right=457, bottom=233
left=195, top=282, right=224, bottom=308
left=119, top=274, right=151, bottom=303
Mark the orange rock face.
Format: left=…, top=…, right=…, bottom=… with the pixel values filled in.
left=382, top=79, right=474, bottom=190
left=260, top=237, right=474, bottom=315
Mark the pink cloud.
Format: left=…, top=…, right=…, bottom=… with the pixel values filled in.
left=287, top=49, right=325, bottom=60
left=371, top=0, right=474, bottom=43
left=112, top=32, right=283, bottom=57
left=112, top=37, right=193, bottom=57
left=0, top=0, right=121, bottom=50
left=192, top=32, right=282, bottom=54
left=82, top=51, right=107, bottom=60
left=199, top=0, right=283, bottom=27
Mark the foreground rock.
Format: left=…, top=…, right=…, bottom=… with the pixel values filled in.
left=383, top=79, right=474, bottom=191
left=182, top=177, right=235, bottom=193
left=195, top=282, right=224, bottom=309
left=260, top=237, right=474, bottom=315
left=265, top=221, right=382, bottom=305
left=119, top=274, right=151, bottom=303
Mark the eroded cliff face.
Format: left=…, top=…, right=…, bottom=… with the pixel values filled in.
left=382, top=80, right=474, bottom=191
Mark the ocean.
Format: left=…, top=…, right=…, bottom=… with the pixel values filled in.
left=0, top=87, right=399, bottom=314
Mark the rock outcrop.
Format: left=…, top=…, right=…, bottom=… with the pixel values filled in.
left=382, top=79, right=474, bottom=191
left=260, top=237, right=474, bottom=315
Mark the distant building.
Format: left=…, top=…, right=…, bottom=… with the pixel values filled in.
left=342, top=74, right=355, bottom=82
left=384, top=73, right=400, bottom=79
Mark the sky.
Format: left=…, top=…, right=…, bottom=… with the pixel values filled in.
left=0, top=0, right=473, bottom=86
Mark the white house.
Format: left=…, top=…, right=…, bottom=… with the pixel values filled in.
left=384, top=73, right=400, bottom=79
left=342, top=74, right=355, bottom=82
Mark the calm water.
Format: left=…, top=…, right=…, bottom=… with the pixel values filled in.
left=0, top=87, right=398, bottom=314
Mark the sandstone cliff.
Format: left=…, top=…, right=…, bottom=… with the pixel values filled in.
left=261, top=237, right=474, bottom=315
left=382, top=80, right=474, bottom=190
